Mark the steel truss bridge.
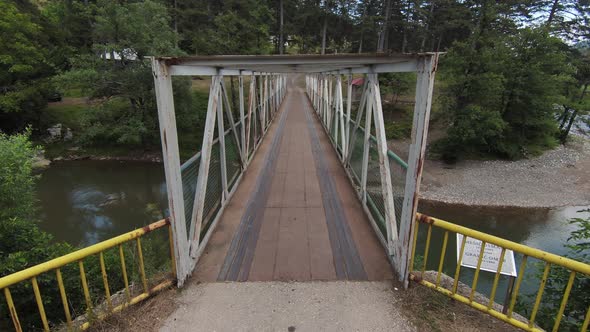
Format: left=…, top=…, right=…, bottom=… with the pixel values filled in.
left=0, top=54, right=588, bottom=332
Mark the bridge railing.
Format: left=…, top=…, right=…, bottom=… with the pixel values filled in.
left=410, top=213, right=590, bottom=332
left=0, top=219, right=175, bottom=331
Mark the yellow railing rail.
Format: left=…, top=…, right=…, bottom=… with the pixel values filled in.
left=0, top=218, right=176, bottom=332
left=410, top=212, right=590, bottom=332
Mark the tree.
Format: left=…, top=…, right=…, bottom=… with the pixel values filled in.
left=0, top=1, right=54, bottom=133
left=57, top=0, right=194, bottom=148
left=0, top=131, right=77, bottom=330
left=558, top=53, right=590, bottom=142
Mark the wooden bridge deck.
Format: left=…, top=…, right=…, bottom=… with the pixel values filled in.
left=193, top=85, right=392, bottom=282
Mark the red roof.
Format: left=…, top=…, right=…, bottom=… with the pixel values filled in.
left=351, top=78, right=364, bottom=86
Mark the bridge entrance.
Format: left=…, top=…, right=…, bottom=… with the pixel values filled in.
left=151, top=54, right=438, bottom=287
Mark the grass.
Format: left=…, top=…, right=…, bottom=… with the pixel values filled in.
left=44, top=102, right=87, bottom=131
left=400, top=285, right=520, bottom=332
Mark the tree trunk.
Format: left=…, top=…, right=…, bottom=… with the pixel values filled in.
left=321, top=14, right=327, bottom=54
left=174, top=0, right=178, bottom=48
left=547, top=0, right=559, bottom=26
left=358, top=34, right=363, bottom=53
left=377, top=0, right=392, bottom=52
left=420, top=0, right=436, bottom=52
left=279, top=0, right=284, bottom=54
left=560, top=109, right=578, bottom=143
left=558, top=106, right=570, bottom=130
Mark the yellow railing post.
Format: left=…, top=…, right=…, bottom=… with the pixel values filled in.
left=4, top=287, right=22, bottom=332
left=99, top=252, right=112, bottom=311
left=529, top=263, right=551, bottom=328
left=119, top=244, right=131, bottom=302
left=551, top=271, right=575, bottom=332
left=136, top=238, right=149, bottom=294
left=31, top=277, right=50, bottom=331
left=55, top=268, right=72, bottom=329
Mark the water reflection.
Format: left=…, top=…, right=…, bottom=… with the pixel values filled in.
left=36, top=161, right=168, bottom=246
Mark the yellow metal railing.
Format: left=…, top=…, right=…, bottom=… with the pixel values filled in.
left=410, top=213, right=590, bottom=332
left=0, top=218, right=176, bottom=331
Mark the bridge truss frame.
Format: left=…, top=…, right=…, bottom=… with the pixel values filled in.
left=151, top=54, right=438, bottom=287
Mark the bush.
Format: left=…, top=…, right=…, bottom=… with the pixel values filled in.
left=433, top=105, right=506, bottom=162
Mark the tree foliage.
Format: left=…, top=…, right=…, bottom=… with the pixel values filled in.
left=532, top=210, right=590, bottom=331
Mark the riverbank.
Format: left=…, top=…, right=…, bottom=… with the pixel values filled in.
left=417, top=137, right=590, bottom=208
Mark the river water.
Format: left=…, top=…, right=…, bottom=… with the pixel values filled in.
left=36, top=161, right=588, bottom=300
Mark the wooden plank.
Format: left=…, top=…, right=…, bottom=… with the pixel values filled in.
left=398, top=54, right=438, bottom=287
left=151, top=58, right=190, bottom=286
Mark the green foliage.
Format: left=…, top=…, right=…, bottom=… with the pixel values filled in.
left=0, top=1, right=55, bottom=133
left=0, top=132, right=172, bottom=330
left=532, top=210, right=589, bottom=331
left=437, top=27, right=570, bottom=161
left=0, top=131, right=39, bottom=221
left=55, top=0, right=194, bottom=148
left=434, top=105, right=507, bottom=162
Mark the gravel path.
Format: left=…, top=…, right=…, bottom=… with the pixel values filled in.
left=160, top=281, right=415, bottom=332
left=418, top=138, right=590, bottom=208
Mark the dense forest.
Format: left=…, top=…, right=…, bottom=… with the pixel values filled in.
left=1, top=0, right=589, bottom=161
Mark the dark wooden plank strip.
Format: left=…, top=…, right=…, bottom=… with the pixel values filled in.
left=302, top=91, right=368, bottom=280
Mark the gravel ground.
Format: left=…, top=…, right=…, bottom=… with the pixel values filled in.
left=160, top=281, right=415, bottom=332
left=418, top=137, right=590, bottom=208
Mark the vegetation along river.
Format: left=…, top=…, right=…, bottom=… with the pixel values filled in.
left=37, top=161, right=589, bottom=303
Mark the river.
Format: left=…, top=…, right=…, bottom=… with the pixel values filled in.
left=36, top=161, right=588, bottom=301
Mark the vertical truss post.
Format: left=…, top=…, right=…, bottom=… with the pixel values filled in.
left=398, top=54, right=438, bottom=287
left=259, top=75, right=265, bottom=131
left=368, top=74, right=398, bottom=257
left=360, top=83, right=373, bottom=203
left=245, top=75, right=256, bottom=157
left=238, top=75, right=246, bottom=165
left=264, top=75, right=269, bottom=130
left=189, top=75, right=222, bottom=257
left=327, top=75, right=333, bottom=130
left=345, top=74, right=352, bottom=159
left=151, top=58, right=190, bottom=286
left=335, top=75, right=346, bottom=159
left=217, top=82, right=228, bottom=202
left=322, top=75, right=330, bottom=124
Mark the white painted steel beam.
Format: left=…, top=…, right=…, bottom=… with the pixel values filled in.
left=367, top=74, right=398, bottom=257
left=151, top=58, right=190, bottom=286
left=398, top=54, right=438, bottom=287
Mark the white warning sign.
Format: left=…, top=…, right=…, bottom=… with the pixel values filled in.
left=457, top=234, right=517, bottom=277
